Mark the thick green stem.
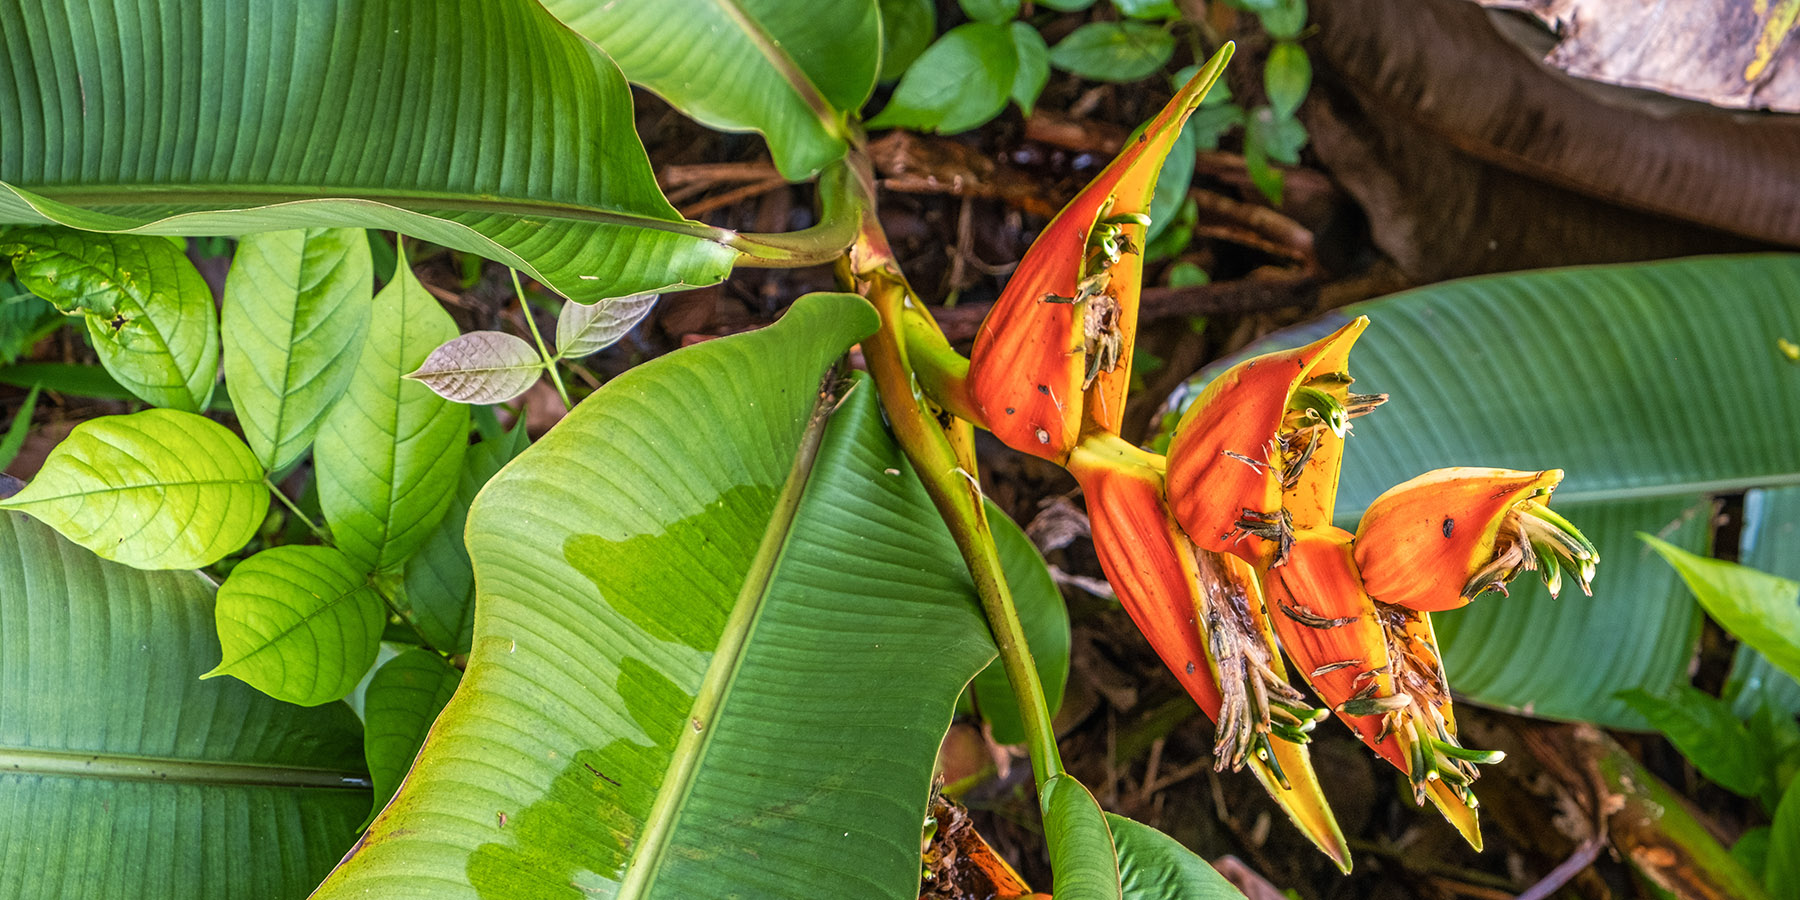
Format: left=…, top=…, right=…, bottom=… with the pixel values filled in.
left=729, top=160, right=862, bottom=267
left=841, top=185, right=1063, bottom=788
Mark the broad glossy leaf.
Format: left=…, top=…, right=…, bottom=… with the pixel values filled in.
left=316, top=263, right=469, bottom=573
left=1618, top=686, right=1768, bottom=798
left=1114, top=0, right=1180, bottom=19
left=1010, top=22, right=1052, bottom=116
left=1648, top=536, right=1800, bottom=685
left=543, top=0, right=879, bottom=181
left=970, top=500, right=1070, bottom=745
left=961, top=0, right=1020, bottom=23
left=407, top=331, right=544, bottom=405
left=313, top=293, right=1014, bottom=899
left=1041, top=774, right=1122, bottom=900
left=1727, top=486, right=1800, bottom=718
left=0, top=409, right=266, bottom=569
left=363, top=649, right=461, bottom=818
left=1, top=228, right=217, bottom=411
left=1048, top=23, right=1176, bottom=83
left=556, top=293, right=659, bottom=360
left=868, top=24, right=1019, bottom=135
left=1158, top=255, right=1800, bottom=728
left=1109, top=814, right=1247, bottom=899
left=0, top=509, right=368, bottom=899
left=205, top=545, right=386, bottom=707
left=223, top=228, right=374, bottom=471
left=0, top=0, right=735, bottom=302
left=401, top=423, right=532, bottom=655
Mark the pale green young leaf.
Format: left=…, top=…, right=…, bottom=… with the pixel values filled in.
left=316, top=263, right=469, bottom=573
left=1257, top=0, right=1308, bottom=40
left=1010, top=22, right=1052, bottom=116
left=0, top=228, right=217, bottom=411
left=222, top=228, right=374, bottom=471
left=0, top=409, right=265, bottom=569
left=1726, top=486, right=1800, bottom=719
left=401, top=422, right=532, bottom=654
left=867, top=23, right=1019, bottom=135
left=556, top=293, right=659, bottom=359
left=878, top=0, right=938, bottom=82
left=406, top=331, right=544, bottom=405
left=0, top=512, right=368, bottom=898
left=1645, top=535, right=1800, bottom=684
left=1111, top=814, right=1249, bottom=899
left=1049, top=22, right=1175, bottom=83
left=1039, top=0, right=1098, bottom=8
left=0, top=0, right=736, bottom=302
left=205, top=545, right=386, bottom=706
left=1265, top=42, right=1312, bottom=119
left=1041, top=774, right=1123, bottom=900
left=364, top=649, right=461, bottom=818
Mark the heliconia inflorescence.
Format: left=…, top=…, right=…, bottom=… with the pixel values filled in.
left=944, top=42, right=1598, bottom=865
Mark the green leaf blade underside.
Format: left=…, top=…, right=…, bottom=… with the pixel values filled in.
left=223, top=228, right=374, bottom=472
left=0, top=0, right=735, bottom=302
left=314, top=293, right=1009, bottom=899
left=1160, top=255, right=1800, bottom=728
left=0, top=409, right=267, bottom=569
left=0, top=510, right=369, bottom=900
left=1727, top=486, right=1800, bottom=718
left=1109, top=814, right=1248, bottom=899
left=1, top=228, right=218, bottom=411
left=315, top=263, right=469, bottom=573
left=400, top=423, right=533, bottom=656
left=206, top=545, right=387, bottom=707
left=1041, top=774, right=1122, bottom=900
left=544, top=0, right=880, bottom=181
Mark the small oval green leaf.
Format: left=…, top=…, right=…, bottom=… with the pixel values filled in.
left=205, top=544, right=386, bottom=706
left=1111, top=813, right=1248, bottom=898
left=222, top=228, right=374, bottom=471
left=1264, top=42, right=1312, bottom=120
left=1042, top=773, right=1123, bottom=900
left=0, top=409, right=265, bottom=569
left=407, top=331, right=544, bottom=405
left=959, top=0, right=1020, bottom=24
left=1010, top=22, right=1052, bottom=116
left=878, top=0, right=938, bottom=82
left=555, top=293, right=659, bottom=359
left=1, top=228, right=218, bottom=411
left=867, top=23, right=1019, bottom=134
left=316, top=262, right=470, bottom=572
left=1048, top=22, right=1175, bottom=83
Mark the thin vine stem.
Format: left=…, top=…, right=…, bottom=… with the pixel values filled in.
left=262, top=475, right=328, bottom=542
left=511, top=268, right=572, bottom=410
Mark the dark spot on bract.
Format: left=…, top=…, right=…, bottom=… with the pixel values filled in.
left=1442, top=517, right=1455, bottom=538
left=1036, top=384, right=1049, bottom=395
left=1185, top=661, right=1196, bottom=674
left=1005, top=407, right=1015, bottom=415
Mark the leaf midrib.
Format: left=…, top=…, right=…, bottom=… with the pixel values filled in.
left=705, top=0, right=845, bottom=143
left=14, top=183, right=733, bottom=243
left=2, top=477, right=263, bottom=505
left=617, top=374, right=841, bottom=898
left=0, top=746, right=370, bottom=790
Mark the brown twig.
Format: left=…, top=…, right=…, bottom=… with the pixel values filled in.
left=678, top=176, right=789, bottom=219
left=1515, top=836, right=1607, bottom=900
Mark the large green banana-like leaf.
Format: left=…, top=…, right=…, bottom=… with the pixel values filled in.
left=0, top=505, right=370, bottom=899
left=0, top=0, right=736, bottom=302
left=1729, top=486, right=1800, bottom=718
left=544, top=0, right=880, bottom=181
left=313, top=293, right=1006, bottom=899
left=1159, top=255, right=1800, bottom=728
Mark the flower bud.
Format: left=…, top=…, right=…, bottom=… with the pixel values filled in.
left=968, top=48, right=1233, bottom=461
left=1354, top=467, right=1599, bottom=612
left=1165, top=317, right=1384, bottom=566
left=1264, top=526, right=1496, bottom=848
left=1067, top=433, right=1349, bottom=869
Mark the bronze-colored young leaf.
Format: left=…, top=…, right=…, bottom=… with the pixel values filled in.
left=407, top=331, right=544, bottom=405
